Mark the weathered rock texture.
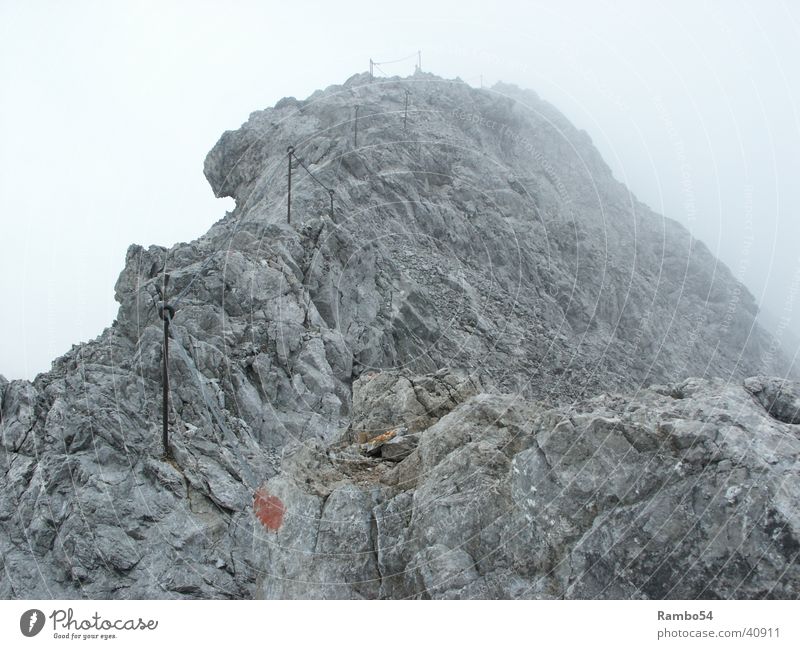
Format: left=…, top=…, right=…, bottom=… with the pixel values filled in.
left=258, top=374, right=800, bottom=599
left=0, top=72, right=796, bottom=599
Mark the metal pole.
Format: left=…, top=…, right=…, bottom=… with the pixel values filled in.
left=418, top=50, right=422, bottom=72
left=369, top=59, right=373, bottom=80
left=328, top=189, right=335, bottom=220
left=159, top=274, right=174, bottom=460
left=162, top=310, right=169, bottom=457
left=354, top=106, right=360, bottom=148
left=287, top=146, right=294, bottom=224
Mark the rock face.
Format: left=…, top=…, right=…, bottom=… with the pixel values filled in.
left=744, top=376, right=800, bottom=424
left=257, top=375, right=800, bottom=599
left=0, top=71, right=796, bottom=599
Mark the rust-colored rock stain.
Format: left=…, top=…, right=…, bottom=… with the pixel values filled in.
left=254, top=488, right=285, bottom=531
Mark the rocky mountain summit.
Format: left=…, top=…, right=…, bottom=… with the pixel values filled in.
left=1, top=72, right=797, bottom=599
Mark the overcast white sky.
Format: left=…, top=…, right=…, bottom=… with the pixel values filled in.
left=1, top=0, right=799, bottom=380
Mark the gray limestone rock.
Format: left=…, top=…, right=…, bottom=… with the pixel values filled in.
left=380, top=432, right=420, bottom=462
left=1, top=71, right=797, bottom=599
left=254, top=376, right=800, bottom=599
left=744, top=375, right=800, bottom=424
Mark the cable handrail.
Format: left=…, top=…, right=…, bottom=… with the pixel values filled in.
left=370, top=51, right=421, bottom=79
left=293, top=153, right=334, bottom=193
left=372, top=52, right=418, bottom=66
left=286, top=145, right=337, bottom=224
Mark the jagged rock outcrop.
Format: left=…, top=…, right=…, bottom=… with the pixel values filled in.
left=0, top=71, right=795, bottom=598
left=744, top=376, right=800, bottom=424
left=257, top=374, right=800, bottom=599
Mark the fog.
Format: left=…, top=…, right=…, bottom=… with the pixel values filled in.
left=2, top=0, right=799, bottom=380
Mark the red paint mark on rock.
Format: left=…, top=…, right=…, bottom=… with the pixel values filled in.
left=254, top=488, right=285, bottom=531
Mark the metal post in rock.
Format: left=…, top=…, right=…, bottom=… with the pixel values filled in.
left=158, top=274, right=175, bottom=460
left=287, top=145, right=294, bottom=223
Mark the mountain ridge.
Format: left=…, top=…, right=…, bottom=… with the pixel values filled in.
left=0, top=72, right=796, bottom=599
